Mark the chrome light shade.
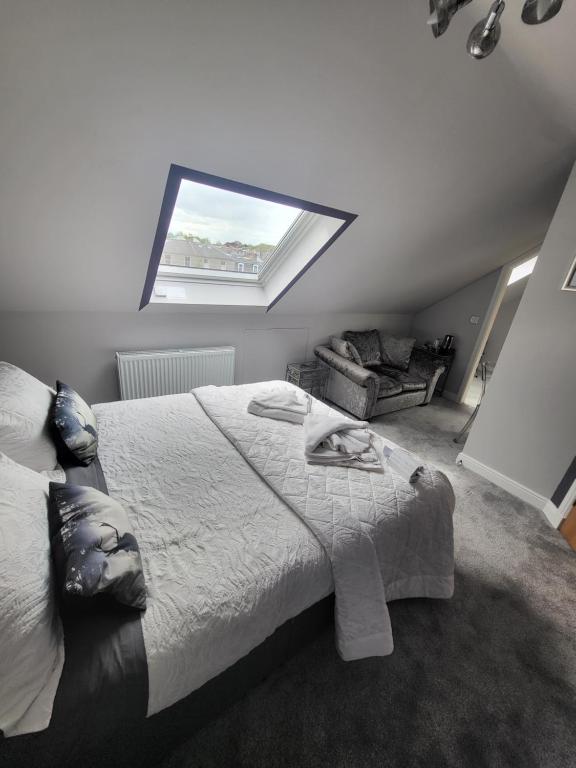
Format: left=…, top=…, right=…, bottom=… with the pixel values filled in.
left=521, top=0, right=563, bottom=25
left=467, top=0, right=505, bottom=59
left=428, top=0, right=473, bottom=38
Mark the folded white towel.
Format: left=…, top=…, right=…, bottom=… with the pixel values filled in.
left=303, top=413, right=384, bottom=472
left=247, top=387, right=311, bottom=424
left=251, top=388, right=310, bottom=413
left=381, top=442, right=424, bottom=484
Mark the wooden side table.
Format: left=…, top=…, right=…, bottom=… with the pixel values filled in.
left=286, top=360, right=330, bottom=400
left=415, top=346, right=455, bottom=396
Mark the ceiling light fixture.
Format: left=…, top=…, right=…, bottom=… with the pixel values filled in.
left=467, top=0, right=505, bottom=59
left=427, top=0, right=473, bottom=38
left=521, top=0, right=563, bottom=25
left=428, top=0, right=564, bottom=60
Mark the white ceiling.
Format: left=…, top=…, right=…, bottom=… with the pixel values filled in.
left=0, top=0, right=574, bottom=315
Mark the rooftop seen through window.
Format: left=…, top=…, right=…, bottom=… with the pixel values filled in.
left=160, top=179, right=302, bottom=279
left=140, top=165, right=357, bottom=310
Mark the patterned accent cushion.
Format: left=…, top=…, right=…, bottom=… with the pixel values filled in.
left=330, top=336, right=362, bottom=366
left=343, top=330, right=382, bottom=366
left=380, top=336, right=416, bottom=371
left=48, top=482, right=147, bottom=611
left=53, top=381, right=98, bottom=466
left=376, top=375, right=403, bottom=399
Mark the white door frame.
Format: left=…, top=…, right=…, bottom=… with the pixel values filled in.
left=543, top=477, right=576, bottom=528
left=455, top=245, right=541, bottom=403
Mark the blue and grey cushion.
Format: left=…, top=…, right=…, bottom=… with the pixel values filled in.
left=48, top=483, right=146, bottom=611
left=343, top=330, right=382, bottom=366
left=379, top=336, right=416, bottom=371
left=330, top=336, right=362, bottom=366
left=53, top=381, right=98, bottom=466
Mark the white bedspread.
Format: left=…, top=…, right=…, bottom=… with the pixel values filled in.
left=93, top=394, right=333, bottom=717
left=193, top=381, right=455, bottom=660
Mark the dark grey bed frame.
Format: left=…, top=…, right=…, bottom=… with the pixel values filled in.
left=1, top=595, right=334, bottom=768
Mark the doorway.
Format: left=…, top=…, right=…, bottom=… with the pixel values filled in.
left=461, top=252, right=538, bottom=408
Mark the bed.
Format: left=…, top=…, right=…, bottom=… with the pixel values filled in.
left=0, top=377, right=455, bottom=768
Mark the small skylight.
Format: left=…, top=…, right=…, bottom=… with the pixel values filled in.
left=508, top=255, right=537, bottom=286
left=140, top=165, right=356, bottom=311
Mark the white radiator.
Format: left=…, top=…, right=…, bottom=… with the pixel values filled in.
left=116, top=347, right=235, bottom=400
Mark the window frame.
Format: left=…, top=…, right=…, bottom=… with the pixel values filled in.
left=140, top=165, right=357, bottom=310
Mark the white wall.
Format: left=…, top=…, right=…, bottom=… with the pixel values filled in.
left=410, top=269, right=501, bottom=397
left=0, top=310, right=410, bottom=404
left=483, top=280, right=526, bottom=365
left=0, top=1, right=571, bottom=317
left=462, top=162, right=576, bottom=501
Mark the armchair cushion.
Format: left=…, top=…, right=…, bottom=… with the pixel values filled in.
left=379, top=336, right=416, bottom=371
left=369, top=364, right=426, bottom=393
left=329, top=336, right=362, bottom=366
left=342, top=330, right=382, bottom=366
left=376, top=375, right=403, bottom=399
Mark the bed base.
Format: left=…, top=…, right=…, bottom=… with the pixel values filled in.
left=0, top=595, right=334, bottom=768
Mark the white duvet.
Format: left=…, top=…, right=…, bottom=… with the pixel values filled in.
left=93, top=384, right=454, bottom=718
left=93, top=393, right=333, bottom=717
left=194, top=381, right=455, bottom=661
left=5, top=382, right=454, bottom=735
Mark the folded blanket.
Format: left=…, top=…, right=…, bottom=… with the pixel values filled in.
left=304, top=413, right=384, bottom=471
left=193, top=382, right=456, bottom=661
left=247, top=387, right=311, bottom=424
left=382, top=442, right=424, bottom=483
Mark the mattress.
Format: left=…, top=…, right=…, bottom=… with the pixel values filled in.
left=92, top=393, right=334, bottom=716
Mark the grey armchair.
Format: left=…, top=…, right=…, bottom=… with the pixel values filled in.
left=314, top=340, right=446, bottom=421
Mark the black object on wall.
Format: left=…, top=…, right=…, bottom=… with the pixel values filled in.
left=440, top=334, right=454, bottom=352
left=551, top=456, right=576, bottom=507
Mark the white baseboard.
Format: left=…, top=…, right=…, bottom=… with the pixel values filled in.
left=542, top=501, right=564, bottom=529
left=543, top=478, right=576, bottom=528
left=456, top=452, right=548, bottom=512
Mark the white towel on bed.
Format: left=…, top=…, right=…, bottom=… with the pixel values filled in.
left=303, top=413, right=384, bottom=471
left=247, top=387, right=311, bottom=424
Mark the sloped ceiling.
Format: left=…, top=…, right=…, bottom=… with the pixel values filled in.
left=0, top=0, right=574, bottom=314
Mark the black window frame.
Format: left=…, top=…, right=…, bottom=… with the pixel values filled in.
left=140, top=164, right=357, bottom=310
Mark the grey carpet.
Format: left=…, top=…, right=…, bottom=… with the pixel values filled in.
left=160, top=398, right=576, bottom=768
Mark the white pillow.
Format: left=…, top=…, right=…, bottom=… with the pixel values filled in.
left=0, top=453, right=64, bottom=736
left=0, top=361, right=58, bottom=472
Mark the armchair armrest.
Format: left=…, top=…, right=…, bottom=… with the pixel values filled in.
left=314, top=346, right=378, bottom=388
left=409, top=349, right=446, bottom=404
left=409, top=349, right=446, bottom=379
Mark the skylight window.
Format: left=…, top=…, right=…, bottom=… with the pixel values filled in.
left=508, top=255, right=537, bottom=285
left=140, top=165, right=357, bottom=310
left=160, top=179, right=302, bottom=280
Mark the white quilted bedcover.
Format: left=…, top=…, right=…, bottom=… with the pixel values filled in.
left=93, top=393, right=333, bottom=717
left=93, top=383, right=454, bottom=718
left=194, top=381, right=455, bottom=661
